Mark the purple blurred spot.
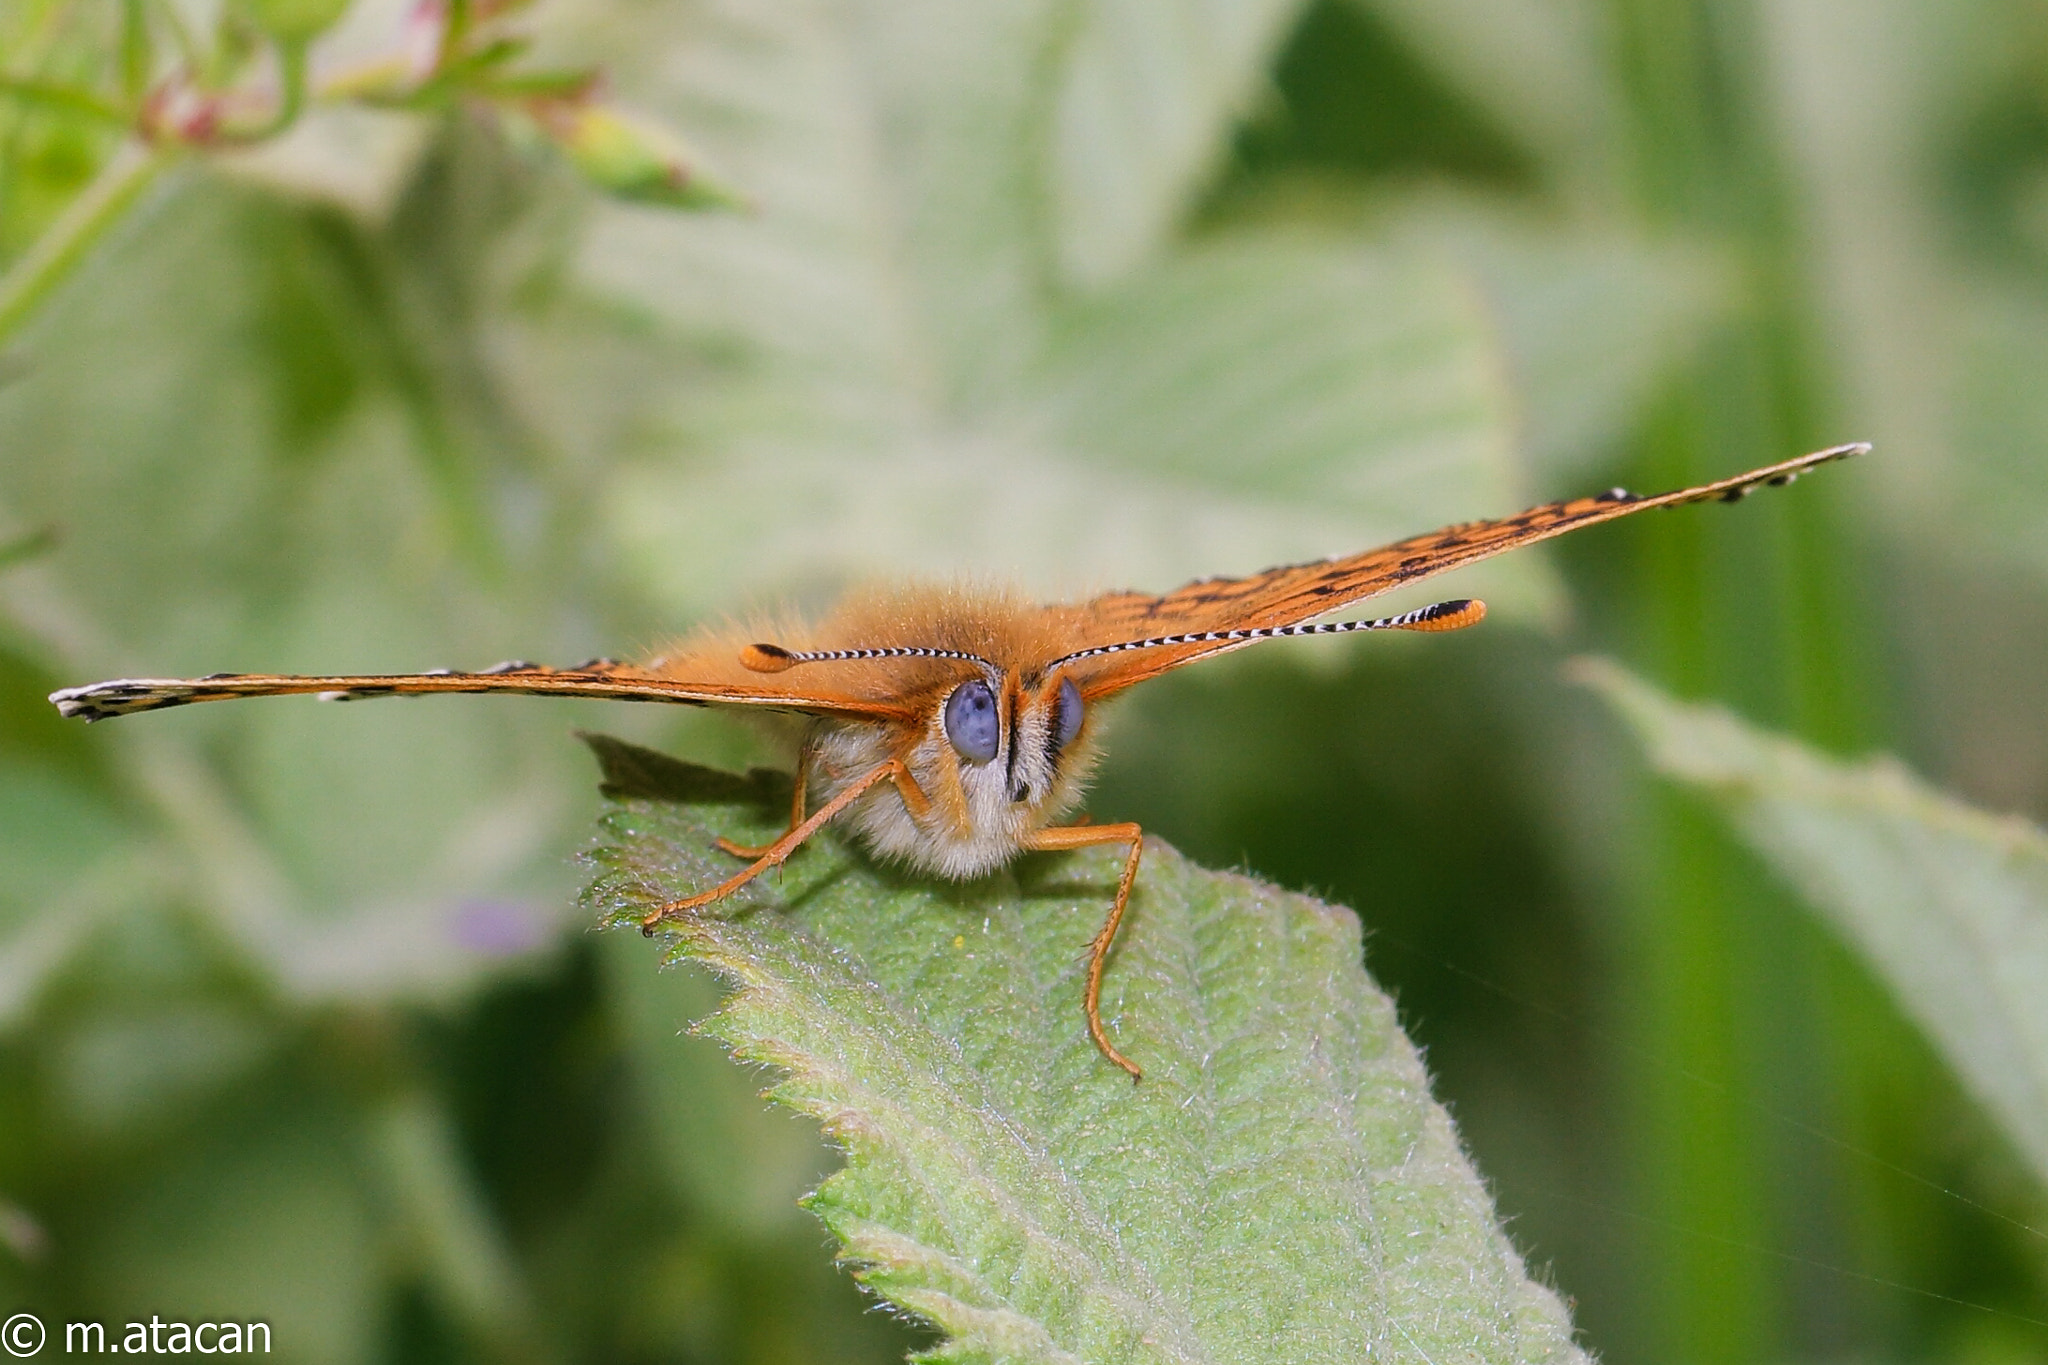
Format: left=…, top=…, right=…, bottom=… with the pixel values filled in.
left=451, top=899, right=551, bottom=956
left=0, top=1199, right=46, bottom=1261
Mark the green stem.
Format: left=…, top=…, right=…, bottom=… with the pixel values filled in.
left=146, top=0, right=203, bottom=72
left=362, top=1088, right=548, bottom=1364
left=0, top=525, right=59, bottom=572
left=120, top=0, right=151, bottom=103
left=231, top=38, right=308, bottom=142
left=0, top=139, right=172, bottom=347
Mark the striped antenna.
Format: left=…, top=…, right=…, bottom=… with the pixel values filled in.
left=1046, top=598, right=1486, bottom=673
left=740, top=641, right=998, bottom=674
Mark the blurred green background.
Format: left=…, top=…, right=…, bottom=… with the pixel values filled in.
left=4, top=0, right=2048, bottom=1360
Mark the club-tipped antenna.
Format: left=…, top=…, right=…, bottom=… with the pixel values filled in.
left=1045, top=597, right=1487, bottom=674
left=739, top=642, right=999, bottom=674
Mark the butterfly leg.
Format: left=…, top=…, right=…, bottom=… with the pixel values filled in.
left=641, top=758, right=930, bottom=932
left=715, top=745, right=810, bottom=859
left=1022, top=822, right=1146, bottom=1082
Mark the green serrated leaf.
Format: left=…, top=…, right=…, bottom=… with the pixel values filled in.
left=1578, top=658, right=2048, bottom=1190
left=579, top=734, right=1584, bottom=1364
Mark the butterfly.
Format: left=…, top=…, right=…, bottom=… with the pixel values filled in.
left=50, top=442, right=1864, bottom=1080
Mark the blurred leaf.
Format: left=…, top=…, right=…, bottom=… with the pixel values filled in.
left=1205, top=185, right=1738, bottom=488
left=581, top=736, right=1586, bottom=1363
left=0, top=5, right=133, bottom=262
left=599, top=929, right=833, bottom=1243
left=560, top=0, right=1557, bottom=621
left=0, top=765, right=145, bottom=1030
left=1580, top=659, right=2048, bottom=1189
left=1949, top=287, right=2048, bottom=584
left=0, top=182, right=599, bottom=1005
left=362, top=1089, right=538, bottom=1356
left=1390, top=204, right=1736, bottom=484
left=1035, top=231, right=1520, bottom=534
left=246, top=0, right=352, bottom=44
left=598, top=220, right=1561, bottom=621
left=35, top=901, right=281, bottom=1140
left=0, top=767, right=130, bottom=926
left=1755, top=0, right=2046, bottom=572
left=565, top=0, right=1069, bottom=422
left=0, top=78, right=128, bottom=127
left=0, top=525, right=59, bottom=571
left=0, top=142, right=169, bottom=347
left=1348, top=0, right=1623, bottom=198
left=1051, top=0, right=1306, bottom=287
left=65, top=1073, right=384, bottom=1365
left=213, top=105, right=433, bottom=222
left=46, top=1002, right=272, bottom=1139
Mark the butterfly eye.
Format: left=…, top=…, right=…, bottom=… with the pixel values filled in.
left=1050, top=677, right=1084, bottom=753
left=944, top=679, right=1000, bottom=765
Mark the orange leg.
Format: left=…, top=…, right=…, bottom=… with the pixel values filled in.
left=641, top=759, right=931, bottom=933
left=1023, top=821, right=1146, bottom=1082
left=716, top=747, right=810, bottom=860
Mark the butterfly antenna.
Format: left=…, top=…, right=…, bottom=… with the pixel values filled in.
left=1047, top=598, right=1486, bottom=672
left=740, top=642, right=998, bottom=673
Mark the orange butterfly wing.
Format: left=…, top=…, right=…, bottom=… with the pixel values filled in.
left=53, top=445, right=1864, bottom=720
left=1064, top=443, right=1867, bottom=698
left=50, top=660, right=916, bottom=724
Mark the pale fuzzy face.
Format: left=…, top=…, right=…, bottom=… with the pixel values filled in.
left=807, top=673, right=1101, bottom=881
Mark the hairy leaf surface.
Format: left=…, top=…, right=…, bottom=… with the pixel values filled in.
left=581, top=735, right=1585, bottom=1364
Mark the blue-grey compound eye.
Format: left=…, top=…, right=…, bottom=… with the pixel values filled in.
left=1050, top=677, right=1084, bottom=752
left=944, top=679, right=1000, bottom=765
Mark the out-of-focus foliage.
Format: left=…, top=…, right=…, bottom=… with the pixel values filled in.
left=583, top=737, right=1584, bottom=1364
left=558, top=0, right=1596, bottom=621
left=0, top=0, right=728, bottom=337
left=3, top=0, right=2048, bottom=1360
left=1584, top=660, right=2048, bottom=1191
